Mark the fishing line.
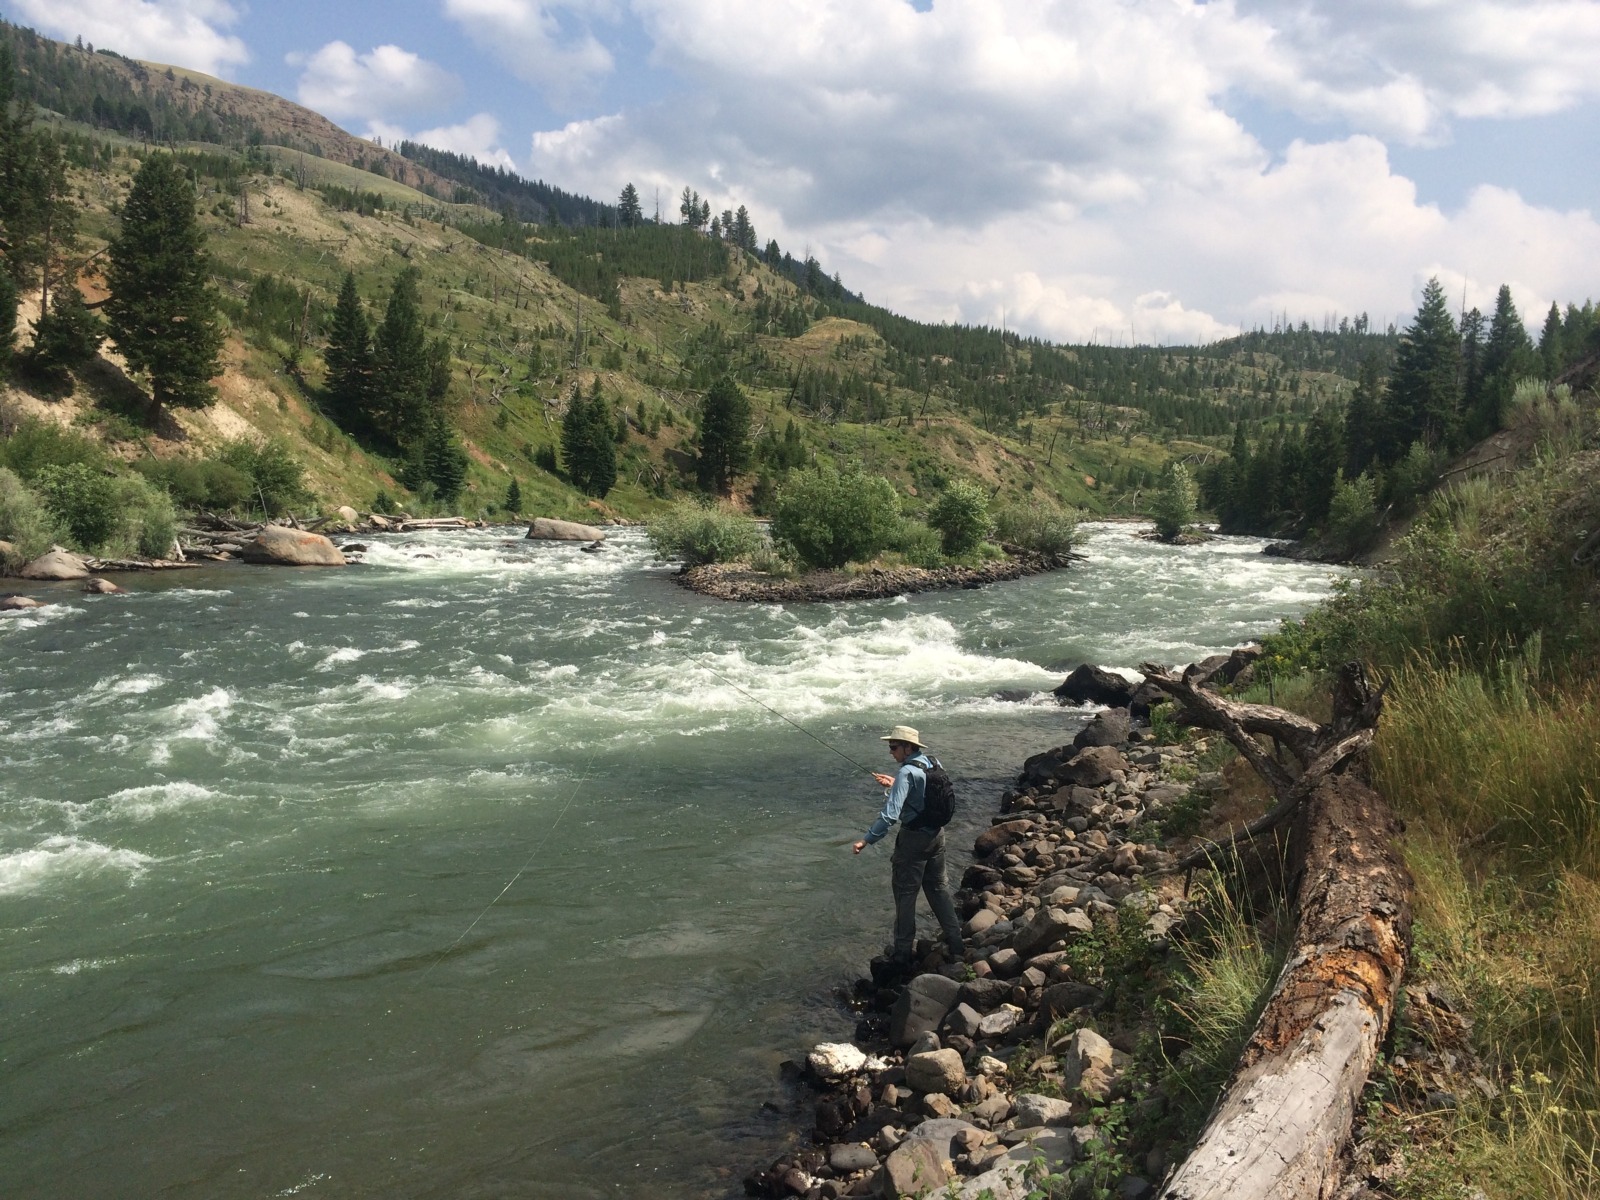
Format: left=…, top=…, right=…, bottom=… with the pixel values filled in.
left=699, top=661, right=880, bottom=778
left=420, top=738, right=604, bottom=980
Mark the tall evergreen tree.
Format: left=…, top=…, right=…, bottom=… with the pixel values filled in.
left=560, top=381, right=617, bottom=497
left=323, top=271, right=374, bottom=434
left=103, top=153, right=224, bottom=410
left=1474, top=284, right=1535, bottom=437
left=1381, top=277, right=1459, bottom=458
left=617, top=182, right=643, bottom=227
left=731, top=206, right=756, bottom=253
left=1539, top=301, right=1564, bottom=378
left=1458, top=306, right=1484, bottom=430
left=695, top=374, right=753, bottom=494
left=0, top=269, right=15, bottom=372
left=1343, top=354, right=1384, bottom=476
left=371, top=267, right=429, bottom=447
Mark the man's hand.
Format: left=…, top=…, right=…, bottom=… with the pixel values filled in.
left=872, top=772, right=895, bottom=787
left=852, top=840, right=866, bottom=854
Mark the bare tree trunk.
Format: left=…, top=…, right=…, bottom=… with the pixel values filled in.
left=1139, top=664, right=1412, bottom=1200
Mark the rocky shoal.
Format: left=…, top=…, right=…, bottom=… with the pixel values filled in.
left=741, top=705, right=1221, bottom=1200
left=677, top=551, right=1080, bottom=604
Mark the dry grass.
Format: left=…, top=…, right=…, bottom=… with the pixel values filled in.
left=1369, top=657, right=1600, bottom=1197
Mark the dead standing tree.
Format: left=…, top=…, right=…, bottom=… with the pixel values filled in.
left=1140, top=662, right=1413, bottom=1200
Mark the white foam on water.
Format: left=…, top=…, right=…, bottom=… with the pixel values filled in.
left=0, top=602, right=77, bottom=633
left=103, top=781, right=220, bottom=821
left=148, top=687, right=233, bottom=765
left=51, top=956, right=123, bottom=975
left=316, top=647, right=367, bottom=670
left=0, top=836, right=153, bottom=897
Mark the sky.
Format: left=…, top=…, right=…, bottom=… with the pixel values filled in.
left=8, top=0, right=1600, bottom=346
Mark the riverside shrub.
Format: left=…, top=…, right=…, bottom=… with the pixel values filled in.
left=134, top=456, right=253, bottom=512
left=993, top=499, right=1082, bottom=558
left=927, top=478, right=992, bottom=557
left=892, top=519, right=945, bottom=569
left=0, top=467, right=65, bottom=562
left=769, top=463, right=899, bottom=569
left=0, top=416, right=106, bottom=481
left=219, top=438, right=308, bottom=516
left=34, top=461, right=120, bottom=548
left=647, top=500, right=764, bottom=566
left=1149, top=461, right=1197, bottom=539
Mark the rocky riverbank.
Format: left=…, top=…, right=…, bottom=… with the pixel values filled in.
left=740, top=694, right=1222, bottom=1200
left=676, top=550, right=1081, bottom=603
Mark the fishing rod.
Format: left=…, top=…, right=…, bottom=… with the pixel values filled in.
left=699, top=661, right=881, bottom=779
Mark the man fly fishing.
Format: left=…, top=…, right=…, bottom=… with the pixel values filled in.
left=852, top=725, right=964, bottom=969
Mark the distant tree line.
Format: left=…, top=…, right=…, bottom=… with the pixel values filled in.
left=1202, top=277, right=1600, bottom=545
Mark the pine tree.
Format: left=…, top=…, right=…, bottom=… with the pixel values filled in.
left=0, top=270, right=15, bottom=372
left=104, top=153, right=224, bottom=410
left=1474, top=284, right=1535, bottom=437
left=323, top=271, right=373, bottom=434
left=696, top=374, right=753, bottom=494
left=1343, top=354, right=1384, bottom=476
left=371, top=267, right=429, bottom=447
left=1381, top=277, right=1459, bottom=458
left=23, top=282, right=103, bottom=387
left=504, top=477, right=523, bottom=513
left=421, top=414, right=469, bottom=505
left=1539, top=301, right=1564, bottom=378
left=1459, top=306, right=1484, bottom=430
left=560, top=382, right=617, bottom=497
left=618, top=183, right=643, bottom=228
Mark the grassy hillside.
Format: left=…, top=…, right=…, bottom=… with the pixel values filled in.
left=2, top=20, right=1400, bottom=532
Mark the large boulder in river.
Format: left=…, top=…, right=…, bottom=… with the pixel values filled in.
left=82, top=577, right=124, bottom=594
left=1, top=593, right=48, bottom=610
left=20, top=547, right=89, bottom=580
left=1053, top=664, right=1139, bottom=707
left=526, top=517, right=606, bottom=541
left=241, top=526, right=346, bottom=566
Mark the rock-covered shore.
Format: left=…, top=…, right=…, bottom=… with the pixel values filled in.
left=677, top=550, right=1081, bottom=604
left=741, top=694, right=1227, bottom=1200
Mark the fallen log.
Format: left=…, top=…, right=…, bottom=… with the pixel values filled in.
left=1140, top=663, right=1412, bottom=1200
left=85, top=558, right=204, bottom=572
left=1161, top=775, right=1411, bottom=1200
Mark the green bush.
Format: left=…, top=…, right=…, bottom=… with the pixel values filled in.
left=0, top=416, right=107, bottom=481
left=1323, top=470, right=1380, bottom=557
left=927, top=478, right=992, bottom=556
left=113, top=474, right=178, bottom=558
left=219, top=438, right=308, bottom=516
left=770, top=463, right=900, bottom=569
left=992, top=498, right=1083, bottom=557
left=134, top=456, right=254, bottom=512
left=34, top=461, right=120, bottom=549
left=0, top=467, right=66, bottom=562
left=892, top=519, right=945, bottom=569
left=1384, top=440, right=1441, bottom=511
left=28, top=463, right=176, bottom=557
left=647, top=500, right=765, bottom=566
left=1149, top=461, right=1197, bottom=539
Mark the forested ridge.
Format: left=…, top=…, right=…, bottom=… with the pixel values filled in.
left=1, top=18, right=1595, bottom=563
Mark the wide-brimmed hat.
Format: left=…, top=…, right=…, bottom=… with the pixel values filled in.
left=880, top=725, right=925, bottom=748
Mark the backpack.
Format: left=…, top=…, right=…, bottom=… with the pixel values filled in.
left=907, top=757, right=956, bottom=831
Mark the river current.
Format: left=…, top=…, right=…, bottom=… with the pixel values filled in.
left=0, top=523, right=1344, bottom=1199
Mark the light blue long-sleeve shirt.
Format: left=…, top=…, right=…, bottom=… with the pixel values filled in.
left=862, top=753, right=930, bottom=845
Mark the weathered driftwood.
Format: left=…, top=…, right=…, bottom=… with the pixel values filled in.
left=1141, top=663, right=1412, bottom=1200
left=1161, top=774, right=1411, bottom=1200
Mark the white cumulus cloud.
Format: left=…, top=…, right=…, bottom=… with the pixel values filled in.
left=369, top=113, right=518, bottom=172
left=523, top=0, right=1600, bottom=343
left=443, top=0, right=615, bottom=103
left=9, top=0, right=248, bottom=76
left=290, top=41, right=463, bottom=124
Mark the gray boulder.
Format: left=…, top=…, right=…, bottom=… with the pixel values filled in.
left=905, top=1048, right=967, bottom=1096
left=1074, top=708, right=1132, bottom=749
left=1059, top=745, right=1128, bottom=788
left=903, top=1117, right=986, bottom=1161
left=82, top=577, right=124, bottom=594
left=20, top=548, right=88, bottom=580
left=1060, top=1028, right=1126, bottom=1100
left=241, top=526, right=346, bottom=567
left=1014, top=1093, right=1074, bottom=1128
left=882, top=1137, right=950, bottom=1199
left=1, top=593, right=48, bottom=610
left=890, top=974, right=963, bottom=1047
left=827, top=1144, right=878, bottom=1173
left=526, top=517, right=606, bottom=541
left=1013, top=906, right=1091, bottom=959
left=1054, top=664, right=1139, bottom=707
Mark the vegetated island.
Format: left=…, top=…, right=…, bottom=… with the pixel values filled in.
left=674, top=546, right=1082, bottom=603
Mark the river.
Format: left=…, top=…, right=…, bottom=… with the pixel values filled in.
left=0, top=523, right=1344, bottom=1199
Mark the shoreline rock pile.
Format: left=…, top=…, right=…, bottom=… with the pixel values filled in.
left=743, top=696, right=1234, bottom=1200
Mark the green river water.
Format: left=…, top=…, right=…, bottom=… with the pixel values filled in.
left=0, top=523, right=1345, bottom=1199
